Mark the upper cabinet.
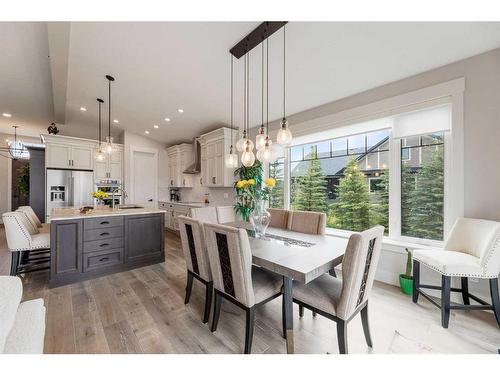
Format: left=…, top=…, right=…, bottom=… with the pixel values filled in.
left=45, top=136, right=94, bottom=170
left=167, top=143, right=193, bottom=188
left=199, top=127, right=237, bottom=188
left=93, top=145, right=123, bottom=181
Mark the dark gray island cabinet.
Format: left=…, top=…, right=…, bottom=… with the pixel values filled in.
left=49, top=211, right=165, bottom=288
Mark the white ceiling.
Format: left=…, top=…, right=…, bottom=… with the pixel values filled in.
left=2, top=22, right=500, bottom=144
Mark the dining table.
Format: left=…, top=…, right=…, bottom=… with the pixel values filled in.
left=227, top=221, right=348, bottom=354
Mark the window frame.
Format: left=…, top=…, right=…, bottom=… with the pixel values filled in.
left=265, top=78, right=464, bottom=246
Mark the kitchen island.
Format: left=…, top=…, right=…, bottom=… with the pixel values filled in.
left=49, top=207, right=165, bottom=288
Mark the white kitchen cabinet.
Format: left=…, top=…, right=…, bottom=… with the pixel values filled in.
left=199, top=127, right=237, bottom=187
left=45, top=136, right=94, bottom=170
left=92, top=145, right=123, bottom=181
left=167, top=143, right=193, bottom=188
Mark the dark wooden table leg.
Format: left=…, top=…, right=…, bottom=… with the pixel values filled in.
left=283, top=276, right=294, bottom=354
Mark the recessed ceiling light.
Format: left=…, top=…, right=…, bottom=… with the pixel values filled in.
left=164, top=118, right=171, bottom=122
left=2, top=113, right=12, bottom=118
left=145, top=130, right=150, bottom=134
left=153, top=125, right=159, bottom=129
left=80, top=107, right=87, bottom=112
left=177, top=108, right=184, bottom=113
left=113, top=119, right=119, bottom=124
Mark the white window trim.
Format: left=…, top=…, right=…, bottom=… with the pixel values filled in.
left=270, top=78, right=464, bottom=247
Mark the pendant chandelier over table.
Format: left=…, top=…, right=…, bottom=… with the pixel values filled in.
left=225, top=21, right=292, bottom=168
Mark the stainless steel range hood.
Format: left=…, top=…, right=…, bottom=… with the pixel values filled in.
left=183, top=138, right=201, bottom=174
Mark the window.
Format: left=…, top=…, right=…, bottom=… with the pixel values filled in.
left=268, top=103, right=454, bottom=243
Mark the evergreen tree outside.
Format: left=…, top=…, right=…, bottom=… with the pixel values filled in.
left=268, top=160, right=284, bottom=208
left=370, top=169, right=389, bottom=231
left=402, top=145, right=444, bottom=240
left=329, top=158, right=371, bottom=232
left=291, top=147, right=327, bottom=213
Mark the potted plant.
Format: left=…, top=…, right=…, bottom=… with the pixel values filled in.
left=233, top=160, right=263, bottom=221
left=399, top=248, right=413, bottom=295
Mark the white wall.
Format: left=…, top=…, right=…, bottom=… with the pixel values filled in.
left=122, top=131, right=168, bottom=204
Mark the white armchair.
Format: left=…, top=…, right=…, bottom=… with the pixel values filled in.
left=0, top=276, right=46, bottom=354
left=413, top=218, right=500, bottom=328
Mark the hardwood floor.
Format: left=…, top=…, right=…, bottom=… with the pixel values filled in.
left=1, top=227, right=499, bottom=354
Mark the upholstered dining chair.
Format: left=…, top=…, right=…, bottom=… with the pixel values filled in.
left=293, top=225, right=384, bottom=354
left=268, top=208, right=290, bottom=229
left=216, top=206, right=237, bottom=224
left=204, top=222, right=283, bottom=354
left=287, top=210, right=326, bottom=235
left=177, top=215, right=213, bottom=324
left=190, top=206, right=218, bottom=223
left=2, top=212, right=51, bottom=276
left=17, top=206, right=49, bottom=233
left=412, top=218, right=500, bottom=328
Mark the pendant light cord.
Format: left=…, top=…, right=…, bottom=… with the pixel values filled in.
left=283, top=24, right=286, bottom=119
left=108, top=79, right=111, bottom=139
left=246, top=53, right=250, bottom=135
left=266, top=37, right=269, bottom=135
left=98, top=100, right=101, bottom=147
left=243, top=52, right=247, bottom=137
left=261, top=40, right=264, bottom=129
left=230, top=54, right=233, bottom=146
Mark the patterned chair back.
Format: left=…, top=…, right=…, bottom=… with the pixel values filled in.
left=204, top=223, right=256, bottom=307
left=17, top=206, right=42, bottom=228
left=444, top=218, right=500, bottom=277
left=336, top=225, right=384, bottom=320
left=177, top=215, right=212, bottom=281
left=2, top=212, right=34, bottom=252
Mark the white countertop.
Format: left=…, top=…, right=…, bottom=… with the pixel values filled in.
left=50, top=207, right=166, bottom=221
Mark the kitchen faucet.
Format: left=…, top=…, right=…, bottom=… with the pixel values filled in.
left=111, top=187, right=128, bottom=209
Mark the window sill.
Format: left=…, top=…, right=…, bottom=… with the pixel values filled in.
left=324, top=228, right=444, bottom=254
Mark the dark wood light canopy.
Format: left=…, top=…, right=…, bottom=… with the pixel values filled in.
left=230, top=21, right=287, bottom=59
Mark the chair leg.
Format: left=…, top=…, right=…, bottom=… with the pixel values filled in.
left=412, top=260, right=420, bottom=303
left=184, top=271, right=194, bottom=305
left=336, top=320, right=348, bottom=354
left=299, top=304, right=304, bottom=318
left=203, top=281, right=213, bottom=324
left=21, top=250, right=30, bottom=265
left=210, top=292, right=222, bottom=332
left=360, top=304, right=373, bottom=348
left=282, top=295, right=286, bottom=339
left=10, top=252, right=20, bottom=276
left=244, top=307, right=255, bottom=354
left=489, top=278, right=500, bottom=328
left=461, top=277, right=470, bottom=305
left=441, top=275, right=451, bottom=328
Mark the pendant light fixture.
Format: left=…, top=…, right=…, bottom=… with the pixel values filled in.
left=255, top=41, right=267, bottom=151
left=95, top=98, right=105, bottom=161
left=0, top=126, right=29, bottom=160
left=225, top=55, right=238, bottom=168
left=276, top=24, right=293, bottom=146
left=104, top=75, right=116, bottom=154
left=240, top=53, right=255, bottom=167
left=258, top=37, right=276, bottom=163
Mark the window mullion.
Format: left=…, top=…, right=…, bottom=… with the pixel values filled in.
left=388, top=126, right=401, bottom=238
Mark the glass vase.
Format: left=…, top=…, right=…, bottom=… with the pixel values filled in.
left=250, top=199, right=271, bottom=238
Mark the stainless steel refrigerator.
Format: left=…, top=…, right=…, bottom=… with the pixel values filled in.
left=46, top=169, right=94, bottom=221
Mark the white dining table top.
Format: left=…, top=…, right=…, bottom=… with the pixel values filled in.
left=227, top=222, right=348, bottom=284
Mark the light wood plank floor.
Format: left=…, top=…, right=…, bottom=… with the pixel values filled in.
left=1, top=227, right=499, bottom=354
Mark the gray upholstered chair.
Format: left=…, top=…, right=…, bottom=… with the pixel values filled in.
left=268, top=208, right=290, bottom=229
left=17, top=206, right=49, bottom=233
left=216, top=206, right=237, bottom=224
left=177, top=215, right=213, bottom=324
left=2, top=212, right=51, bottom=276
left=293, top=225, right=384, bottom=354
left=204, top=222, right=283, bottom=354
left=287, top=210, right=326, bottom=235
left=189, top=206, right=218, bottom=223
left=413, top=218, right=500, bottom=328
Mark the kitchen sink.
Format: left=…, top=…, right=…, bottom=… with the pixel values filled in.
left=117, top=204, right=144, bottom=209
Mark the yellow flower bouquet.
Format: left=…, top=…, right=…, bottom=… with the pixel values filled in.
left=92, top=190, right=109, bottom=205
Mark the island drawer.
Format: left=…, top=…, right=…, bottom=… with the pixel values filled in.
left=84, top=216, right=124, bottom=230
left=83, top=237, right=124, bottom=253
left=83, top=248, right=124, bottom=272
left=83, top=226, right=123, bottom=242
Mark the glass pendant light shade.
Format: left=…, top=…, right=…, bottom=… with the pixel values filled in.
left=277, top=118, right=293, bottom=146
left=104, top=135, right=115, bottom=154
left=236, top=134, right=247, bottom=153
left=258, top=138, right=275, bottom=163
left=241, top=145, right=255, bottom=167
left=95, top=147, right=105, bottom=161
left=225, top=146, right=238, bottom=168
left=255, top=126, right=267, bottom=150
